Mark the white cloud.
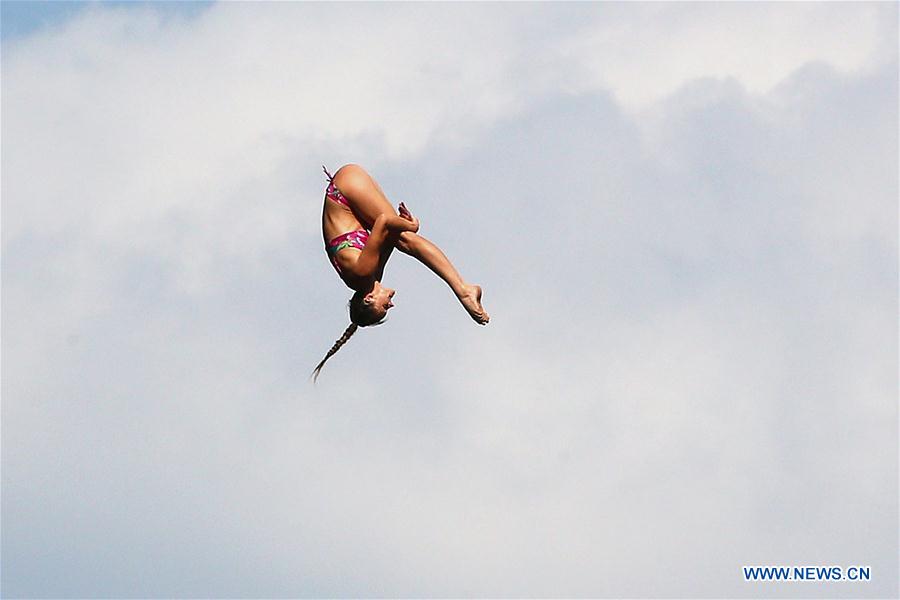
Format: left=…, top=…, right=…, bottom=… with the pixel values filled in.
left=560, top=3, right=889, bottom=111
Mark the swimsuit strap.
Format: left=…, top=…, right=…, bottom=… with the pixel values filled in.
left=323, top=165, right=350, bottom=207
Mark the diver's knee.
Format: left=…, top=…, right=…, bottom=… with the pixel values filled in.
left=333, top=164, right=366, bottom=193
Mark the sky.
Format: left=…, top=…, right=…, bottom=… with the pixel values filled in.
left=2, top=2, right=897, bottom=598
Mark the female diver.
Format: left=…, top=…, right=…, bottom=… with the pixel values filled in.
left=313, top=164, right=489, bottom=380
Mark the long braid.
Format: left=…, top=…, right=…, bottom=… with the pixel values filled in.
left=312, top=323, right=358, bottom=382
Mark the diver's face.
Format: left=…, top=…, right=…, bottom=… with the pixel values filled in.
left=366, top=282, right=396, bottom=315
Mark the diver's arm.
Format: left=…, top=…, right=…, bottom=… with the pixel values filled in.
left=343, top=214, right=408, bottom=279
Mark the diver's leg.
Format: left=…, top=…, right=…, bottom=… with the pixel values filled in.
left=394, top=232, right=465, bottom=294
left=395, top=232, right=489, bottom=324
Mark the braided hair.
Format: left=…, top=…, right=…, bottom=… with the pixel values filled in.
left=312, top=322, right=359, bottom=382
left=312, top=291, right=386, bottom=382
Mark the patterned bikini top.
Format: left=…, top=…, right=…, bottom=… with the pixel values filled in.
left=323, top=165, right=350, bottom=207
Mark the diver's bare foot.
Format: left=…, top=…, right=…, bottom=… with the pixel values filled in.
left=459, top=284, right=489, bottom=325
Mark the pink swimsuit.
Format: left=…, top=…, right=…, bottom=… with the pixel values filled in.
left=323, top=166, right=369, bottom=276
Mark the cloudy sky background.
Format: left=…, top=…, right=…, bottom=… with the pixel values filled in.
left=2, top=2, right=897, bottom=597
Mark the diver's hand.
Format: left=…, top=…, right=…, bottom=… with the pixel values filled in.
left=384, top=213, right=418, bottom=234
left=398, top=202, right=419, bottom=233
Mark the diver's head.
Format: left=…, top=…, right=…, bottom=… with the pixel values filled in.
left=311, top=282, right=395, bottom=381
left=349, top=281, right=395, bottom=326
